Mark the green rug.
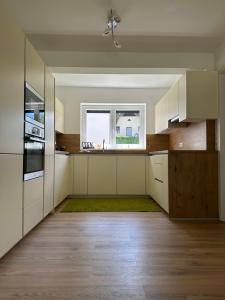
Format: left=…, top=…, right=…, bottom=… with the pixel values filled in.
left=62, top=198, right=161, bottom=212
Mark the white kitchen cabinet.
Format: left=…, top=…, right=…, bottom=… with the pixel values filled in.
left=73, top=155, right=88, bottom=195
left=25, top=39, right=45, bottom=98
left=55, top=97, right=65, bottom=133
left=44, top=68, right=55, bottom=217
left=88, top=156, right=117, bottom=195
left=117, top=156, right=146, bottom=195
left=155, top=94, right=168, bottom=133
left=0, top=155, right=23, bottom=258
left=45, top=68, right=55, bottom=156
left=148, top=154, right=169, bottom=213
left=54, top=154, right=72, bottom=207
left=155, top=71, right=218, bottom=133
left=168, top=80, right=179, bottom=121
left=178, top=71, right=218, bottom=122
left=44, top=155, right=54, bottom=217
left=0, top=6, right=24, bottom=154
left=23, top=177, right=44, bottom=235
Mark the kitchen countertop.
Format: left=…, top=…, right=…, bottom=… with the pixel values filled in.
left=148, top=150, right=169, bottom=156
left=70, top=150, right=148, bottom=155
left=55, top=150, right=70, bottom=155
left=55, top=149, right=210, bottom=156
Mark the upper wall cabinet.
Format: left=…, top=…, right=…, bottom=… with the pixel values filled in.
left=167, top=81, right=179, bottom=121
left=155, top=71, right=218, bottom=133
left=0, top=5, right=24, bottom=154
left=25, top=39, right=45, bottom=98
left=55, top=97, right=65, bottom=133
left=155, top=94, right=168, bottom=133
left=178, top=71, right=218, bottom=122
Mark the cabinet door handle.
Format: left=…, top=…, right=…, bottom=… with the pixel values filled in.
left=154, top=177, right=164, bottom=183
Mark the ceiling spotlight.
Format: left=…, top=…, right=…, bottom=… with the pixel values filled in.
left=103, top=9, right=122, bottom=49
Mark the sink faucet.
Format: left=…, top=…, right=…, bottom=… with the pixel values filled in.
left=102, top=139, right=105, bottom=152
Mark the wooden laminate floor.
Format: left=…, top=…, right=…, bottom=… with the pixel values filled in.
left=0, top=212, right=225, bottom=300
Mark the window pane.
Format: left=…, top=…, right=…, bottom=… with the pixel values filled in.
left=86, top=111, right=110, bottom=146
left=116, top=110, right=140, bottom=144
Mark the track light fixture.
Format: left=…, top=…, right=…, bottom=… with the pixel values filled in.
left=103, top=9, right=121, bottom=49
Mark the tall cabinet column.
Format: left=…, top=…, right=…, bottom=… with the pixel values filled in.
left=0, top=3, right=24, bottom=258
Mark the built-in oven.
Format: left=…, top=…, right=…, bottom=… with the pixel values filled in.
left=25, top=82, right=45, bottom=128
left=24, top=122, right=45, bottom=181
left=24, top=82, right=45, bottom=181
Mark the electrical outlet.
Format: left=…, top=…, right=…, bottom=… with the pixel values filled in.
left=179, top=142, right=184, bottom=148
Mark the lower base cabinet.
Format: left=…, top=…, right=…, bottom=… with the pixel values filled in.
left=73, top=155, right=88, bottom=195
left=117, top=156, right=146, bottom=195
left=72, top=155, right=146, bottom=196
left=54, top=154, right=72, bottom=207
left=88, top=155, right=117, bottom=194
left=23, top=177, right=44, bottom=235
left=148, top=151, right=218, bottom=218
left=0, top=155, right=23, bottom=258
left=148, top=154, right=169, bottom=213
left=44, top=155, right=54, bottom=217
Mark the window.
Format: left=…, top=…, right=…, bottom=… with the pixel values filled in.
left=86, top=110, right=110, bottom=145
left=81, top=103, right=146, bottom=150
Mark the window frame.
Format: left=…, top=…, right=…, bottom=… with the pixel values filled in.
left=80, top=103, right=146, bottom=150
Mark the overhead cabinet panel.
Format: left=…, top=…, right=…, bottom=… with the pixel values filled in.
left=155, top=94, right=168, bottom=133
left=55, top=97, right=65, bottom=133
left=168, top=81, right=179, bottom=121
left=178, top=71, right=218, bottom=122
left=155, top=71, right=218, bottom=133
left=0, top=6, right=24, bottom=154
left=25, top=39, right=45, bottom=98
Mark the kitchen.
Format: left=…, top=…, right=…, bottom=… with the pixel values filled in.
left=0, top=1, right=225, bottom=299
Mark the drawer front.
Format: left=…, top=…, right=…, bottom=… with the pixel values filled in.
left=151, top=155, right=168, bottom=182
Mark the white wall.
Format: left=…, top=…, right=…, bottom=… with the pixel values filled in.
left=55, top=86, right=168, bottom=134
left=216, top=41, right=225, bottom=71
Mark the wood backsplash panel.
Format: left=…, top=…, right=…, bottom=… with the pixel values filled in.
left=146, top=134, right=170, bottom=152
left=56, top=133, right=80, bottom=153
left=169, top=122, right=207, bottom=150
left=56, top=133, right=170, bottom=153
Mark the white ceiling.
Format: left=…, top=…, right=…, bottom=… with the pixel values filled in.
left=3, top=0, right=225, bottom=52
left=54, top=73, right=181, bottom=88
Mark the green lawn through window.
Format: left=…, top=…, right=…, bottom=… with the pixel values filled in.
left=116, top=136, right=139, bottom=144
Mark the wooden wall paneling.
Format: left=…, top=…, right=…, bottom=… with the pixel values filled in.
left=56, top=133, right=80, bottom=153
left=146, top=134, right=170, bottom=152
left=56, top=133, right=170, bottom=154
left=169, top=121, right=207, bottom=150
left=206, top=120, right=216, bottom=151
left=169, top=151, right=219, bottom=218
